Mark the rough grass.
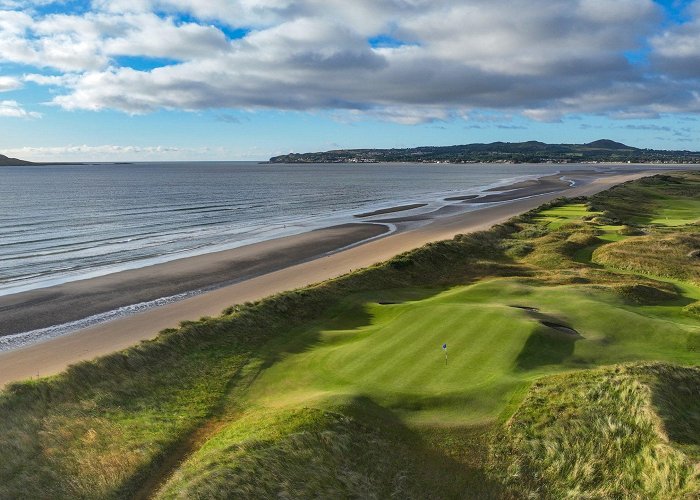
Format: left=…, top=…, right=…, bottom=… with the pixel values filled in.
left=589, top=171, right=700, bottom=226
left=156, top=404, right=501, bottom=499
left=491, top=363, right=700, bottom=499
left=156, top=408, right=415, bottom=499
left=0, top=171, right=698, bottom=498
left=593, top=232, right=700, bottom=284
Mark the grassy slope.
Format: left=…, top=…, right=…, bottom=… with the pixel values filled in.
left=243, top=279, right=697, bottom=427
left=0, top=172, right=698, bottom=499
left=492, top=363, right=700, bottom=498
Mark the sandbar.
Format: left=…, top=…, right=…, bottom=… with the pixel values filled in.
left=354, top=203, right=427, bottom=218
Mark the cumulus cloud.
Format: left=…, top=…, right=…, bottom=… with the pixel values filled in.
left=1, top=0, right=700, bottom=122
left=0, top=100, right=40, bottom=118
left=651, top=1, right=700, bottom=78
left=0, top=75, right=20, bottom=91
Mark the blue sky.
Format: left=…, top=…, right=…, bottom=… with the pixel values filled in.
left=1, top=0, right=700, bottom=161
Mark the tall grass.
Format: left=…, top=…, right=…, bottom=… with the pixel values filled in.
left=491, top=363, right=700, bottom=499
left=593, top=232, right=700, bottom=284
left=157, top=408, right=415, bottom=499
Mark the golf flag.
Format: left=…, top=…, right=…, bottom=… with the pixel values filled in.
left=442, top=343, right=447, bottom=365
left=442, top=343, right=447, bottom=350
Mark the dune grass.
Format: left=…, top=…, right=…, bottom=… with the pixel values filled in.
left=593, top=232, right=700, bottom=284
left=0, top=171, right=698, bottom=499
left=492, top=363, right=700, bottom=499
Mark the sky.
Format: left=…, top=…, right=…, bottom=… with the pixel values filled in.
left=1, top=0, right=700, bottom=161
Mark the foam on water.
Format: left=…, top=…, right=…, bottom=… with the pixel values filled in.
left=0, top=290, right=200, bottom=352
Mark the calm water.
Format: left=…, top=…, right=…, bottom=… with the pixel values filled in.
left=0, top=161, right=653, bottom=296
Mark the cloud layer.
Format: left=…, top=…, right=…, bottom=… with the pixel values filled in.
left=2, top=0, right=700, bottom=123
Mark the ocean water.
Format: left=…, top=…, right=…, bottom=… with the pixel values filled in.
left=0, top=161, right=649, bottom=297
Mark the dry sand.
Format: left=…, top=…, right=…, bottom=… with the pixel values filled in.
left=0, top=171, right=655, bottom=387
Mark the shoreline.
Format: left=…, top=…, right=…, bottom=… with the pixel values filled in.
left=0, top=170, right=660, bottom=387
left=0, top=223, right=389, bottom=338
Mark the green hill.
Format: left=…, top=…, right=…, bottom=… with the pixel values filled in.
left=0, top=172, right=698, bottom=498
left=269, top=139, right=700, bottom=164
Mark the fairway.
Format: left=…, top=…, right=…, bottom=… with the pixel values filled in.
left=247, top=279, right=700, bottom=425
left=650, top=198, right=700, bottom=226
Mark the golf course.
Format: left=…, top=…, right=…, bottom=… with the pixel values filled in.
left=1, top=172, right=698, bottom=499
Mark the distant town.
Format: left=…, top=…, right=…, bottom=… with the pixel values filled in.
left=269, top=139, right=700, bottom=164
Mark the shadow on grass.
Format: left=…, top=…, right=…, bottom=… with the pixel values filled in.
left=254, top=287, right=451, bottom=369
left=649, top=365, right=700, bottom=461
left=516, top=325, right=579, bottom=371
left=341, top=395, right=504, bottom=499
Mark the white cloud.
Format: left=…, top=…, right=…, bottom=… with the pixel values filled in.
left=0, top=100, right=40, bottom=118
left=0, top=75, right=20, bottom=91
left=0, top=0, right=699, bottom=123
left=651, top=2, right=700, bottom=77
left=1, top=143, right=273, bottom=161
left=1, top=144, right=216, bottom=161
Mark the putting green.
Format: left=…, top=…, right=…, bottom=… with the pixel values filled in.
left=247, top=279, right=700, bottom=425
left=649, top=198, right=700, bottom=226
left=536, top=203, right=598, bottom=229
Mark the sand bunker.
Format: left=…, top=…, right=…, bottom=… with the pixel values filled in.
left=540, top=321, right=581, bottom=336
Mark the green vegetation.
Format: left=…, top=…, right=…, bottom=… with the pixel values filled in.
left=492, top=363, right=700, bottom=498
left=269, top=139, right=700, bottom=163
left=0, top=172, right=698, bottom=499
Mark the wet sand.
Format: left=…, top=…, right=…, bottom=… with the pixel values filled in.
left=0, top=223, right=389, bottom=336
left=0, top=171, right=656, bottom=387
left=470, top=175, right=572, bottom=203
left=355, top=203, right=427, bottom=218
left=444, top=194, right=479, bottom=201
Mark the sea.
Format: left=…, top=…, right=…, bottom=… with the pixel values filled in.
left=0, top=161, right=670, bottom=297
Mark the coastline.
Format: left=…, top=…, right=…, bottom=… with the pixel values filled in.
left=0, top=223, right=389, bottom=338
left=0, top=170, right=659, bottom=387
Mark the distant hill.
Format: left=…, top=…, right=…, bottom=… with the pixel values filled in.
left=0, top=154, right=35, bottom=166
left=269, top=139, right=700, bottom=164
left=0, top=154, right=95, bottom=166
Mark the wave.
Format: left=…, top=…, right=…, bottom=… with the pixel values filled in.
left=0, top=290, right=201, bottom=352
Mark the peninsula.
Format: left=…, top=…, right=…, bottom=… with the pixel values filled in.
left=270, top=139, right=700, bottom=164
left=0, top=153, right=34, bottom=166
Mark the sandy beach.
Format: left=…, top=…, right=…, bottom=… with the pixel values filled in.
left=0, top=223, right=388, bottom=336
left=0, top=170, right=658, bottom=387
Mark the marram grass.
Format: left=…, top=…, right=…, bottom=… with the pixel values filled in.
left=491, top=363, right=700, bottom=499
